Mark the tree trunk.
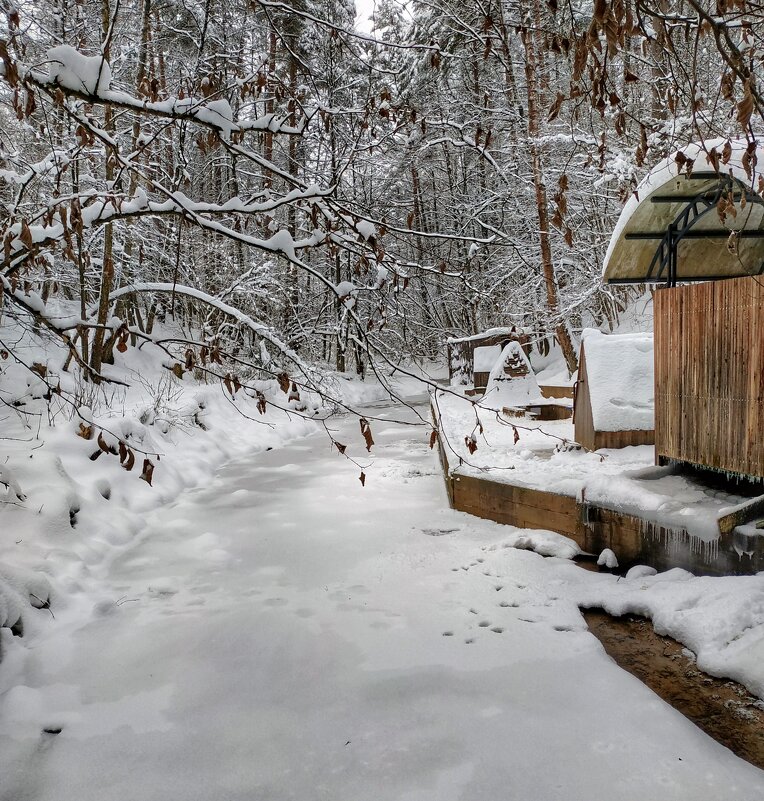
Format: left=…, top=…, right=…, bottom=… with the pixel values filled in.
left=520, top=7, right=578, bottom=376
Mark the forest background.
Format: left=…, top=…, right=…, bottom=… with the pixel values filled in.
left=0, top=0, right=760, bottom=407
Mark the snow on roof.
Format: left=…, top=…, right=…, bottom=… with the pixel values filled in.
left=446, top=327, right=517, bottom=345
left=473, top=345, right=502, bottom=372
left=581, top=329, right=654, bottom=432
left=603, top=137, right=764, bottom=283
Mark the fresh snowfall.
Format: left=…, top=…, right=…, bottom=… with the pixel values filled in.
left=2, top=1, right=764, bottom=800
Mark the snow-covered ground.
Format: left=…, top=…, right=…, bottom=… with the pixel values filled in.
left=1, top=396, right=764, bottom=800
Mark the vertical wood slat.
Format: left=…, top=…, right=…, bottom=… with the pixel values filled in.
left=655, top=276, right=764, bottom=478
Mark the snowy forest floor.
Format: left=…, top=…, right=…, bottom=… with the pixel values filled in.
left=2, top=391, right=764, bottom=800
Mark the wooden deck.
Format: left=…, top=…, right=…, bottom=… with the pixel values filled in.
left=435, top=420, right=764, bottom=576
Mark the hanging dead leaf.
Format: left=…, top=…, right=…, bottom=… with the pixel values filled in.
left=19, top=219, right=33, bottom=249
left=547, top=92, right=565, bottom=122
left=512, top=426, right=520, bottom=445
left=256, top=391, right=267, bottom=414
left=277, top=372, right=290, bottom=394
left=464, top=435, right=478, bottom=455
left=722, top=140, right=733, bottom=164
left=721, top=72, right=735, bottom=101
left=140, top=459, right=155, bottom=485
left=119, top=441, right=136, bottom=471
left=737, top=80, right=754, bottom=129
left=360, top=418, right=374, bottom=451
left=706, top=147, right=721, bottom=174
left=429, top=430, right=438, bottom=450
left=335, top=441, right=347, bottom=455
left=717, top=197, right=728, bottom=224
left=359, top=471, right=366, bottom=487
left=97, top=432, right=118, bottom=455
left=77, top=422, right=93, bottom=440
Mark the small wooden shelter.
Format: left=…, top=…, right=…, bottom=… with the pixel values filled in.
left=604, top=138, right=764, bottom=480
left=574, top=330, right=654, bottom=451
left=447, top=328, right=528, bottom=392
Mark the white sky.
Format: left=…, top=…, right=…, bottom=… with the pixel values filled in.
left=355, top=0, right=378, bottom=33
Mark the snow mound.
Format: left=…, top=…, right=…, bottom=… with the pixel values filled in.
left=597, top=548, right=619, bottom=569
left=0, top=563, right=52, bottom=632
left=500, top=529, right=581, bottom=560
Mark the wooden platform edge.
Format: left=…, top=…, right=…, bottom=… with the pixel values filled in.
left=431, top=397, right=764, bottom=576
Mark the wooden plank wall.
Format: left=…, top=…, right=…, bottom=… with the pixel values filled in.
left=654, top=276, right=764, bottom=478
left=573, top=345, right=653, bottom=450
left=573, top=346, right=597, bottom=451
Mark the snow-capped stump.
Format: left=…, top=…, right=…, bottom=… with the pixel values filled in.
left=597, top=548, right=619, bottom=570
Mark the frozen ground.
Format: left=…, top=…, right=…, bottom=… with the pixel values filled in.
left=1, top=396, right=764, bottom=800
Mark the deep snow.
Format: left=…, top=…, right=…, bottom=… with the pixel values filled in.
left=1, top=397, right=764, bottom=800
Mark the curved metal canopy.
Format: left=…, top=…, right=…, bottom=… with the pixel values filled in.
left=603, top=139, right=764, bottom=285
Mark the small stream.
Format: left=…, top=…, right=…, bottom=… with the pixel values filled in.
left=583, top=609, right=764, bottom=771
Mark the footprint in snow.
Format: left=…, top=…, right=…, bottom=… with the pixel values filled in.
left=490, top=627, right=504, bottom=634
left=498, top=601, right=518, bottom=608
left=478, top=620, right=491, bottom=628
left=264, top=597, right=289, bottom=607
left=442, top=631, right=454, bottom=637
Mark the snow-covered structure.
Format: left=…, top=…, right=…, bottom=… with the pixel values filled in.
left=482, top=341, right=544, bottom=410
left=603, top=138, right=764, bottom=481
left=574, top=330, right=654, bottom=451
left=446, top=328, right=527, bottom=391
left=603, top=138, right=764, bottom=285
